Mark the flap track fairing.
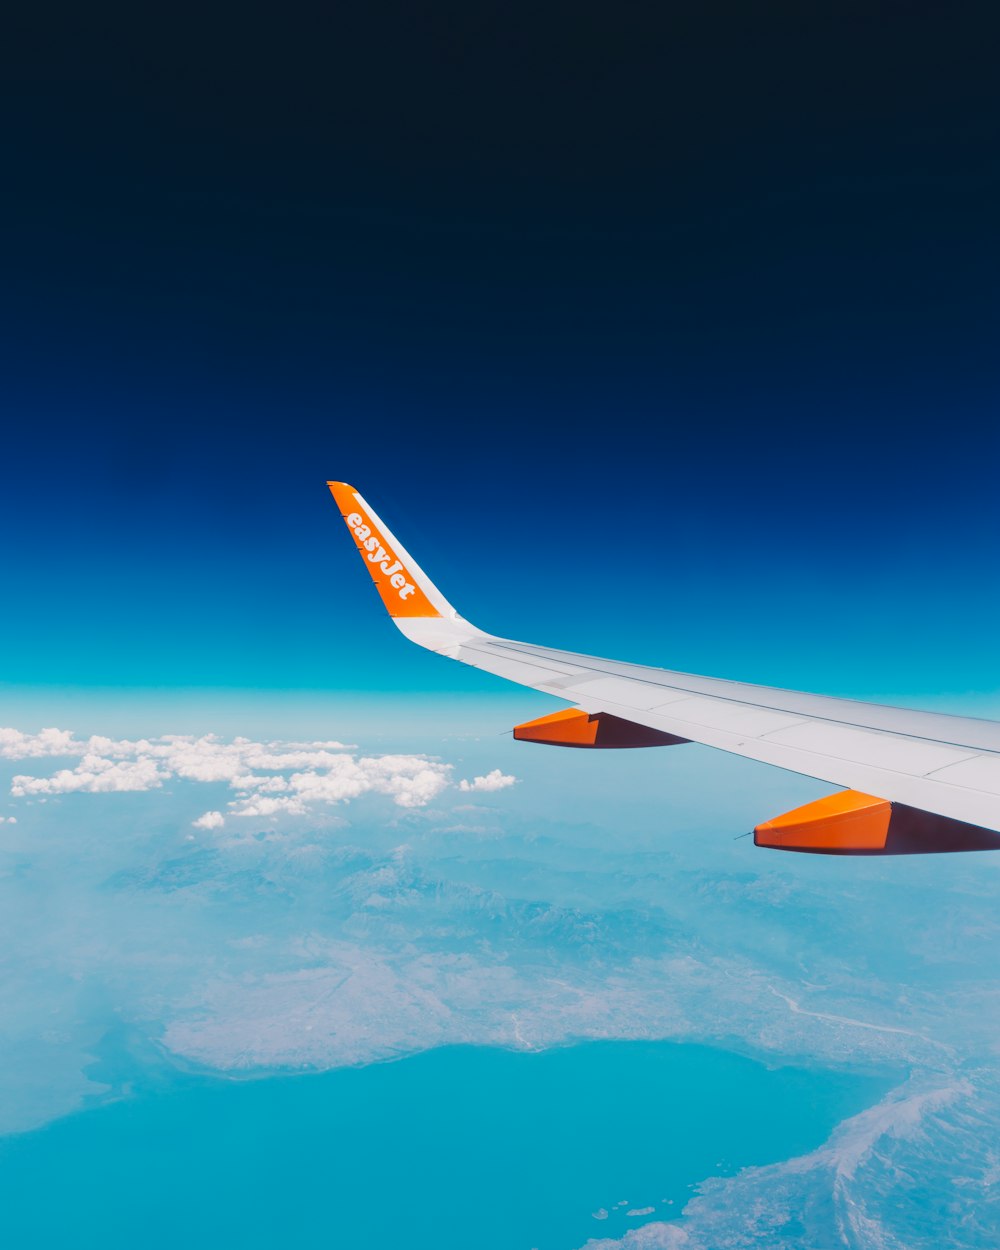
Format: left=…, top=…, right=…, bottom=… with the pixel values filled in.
left=754, top=789, right=1000, bottom=855
left=513, top=708, right=688, bottom=749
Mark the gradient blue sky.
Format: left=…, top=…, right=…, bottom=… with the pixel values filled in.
left=1, top=5, right=998, bottom=705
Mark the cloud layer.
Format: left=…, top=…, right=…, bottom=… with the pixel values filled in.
left=0, top=727, right=517, bottom=826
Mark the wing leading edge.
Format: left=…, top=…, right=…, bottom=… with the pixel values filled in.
left=327, top=481, right=1000, bottom=854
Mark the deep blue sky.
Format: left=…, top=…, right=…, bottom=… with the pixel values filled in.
left=1, top=4, right=998, bottom=700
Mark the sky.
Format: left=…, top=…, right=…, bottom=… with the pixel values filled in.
left=2, top=8, right=1000, bottom=1249
left=1, top=3, right=998, bottom=699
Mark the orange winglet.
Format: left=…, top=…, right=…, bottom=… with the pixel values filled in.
left=754, top=790, right=892, bottom=853
left=328, top=481, right=441, bottom=618
left=514, top=709, right=688, bottom=749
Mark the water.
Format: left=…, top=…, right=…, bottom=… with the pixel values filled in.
left=0, top=1041, right=893, bottom=1250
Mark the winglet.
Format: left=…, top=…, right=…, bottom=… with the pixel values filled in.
left=327, top=482, right=454, bottom=619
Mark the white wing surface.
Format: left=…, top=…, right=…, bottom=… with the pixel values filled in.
left=328, top=482, right=1000, bottom=854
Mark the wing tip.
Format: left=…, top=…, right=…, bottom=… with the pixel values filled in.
left=328, top=482, right=444, bottom=619
left=328, top=481, right=364, bottom=518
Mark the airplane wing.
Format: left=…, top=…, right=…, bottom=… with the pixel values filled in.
left=327, top=481, right=1000, bottom=855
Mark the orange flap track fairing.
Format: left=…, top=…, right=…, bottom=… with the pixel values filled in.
left=755, top=790, right=1000, bottom=855
left=513, top=708, right=688, bottom=749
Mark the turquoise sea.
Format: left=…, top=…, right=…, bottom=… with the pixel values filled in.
left=0, top=1041, right=893, bottom=1250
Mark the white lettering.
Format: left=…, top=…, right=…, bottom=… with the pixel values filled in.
left=346, top=519, right=424, bottom=606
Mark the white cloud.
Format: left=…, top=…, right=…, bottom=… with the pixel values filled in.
left=0, top=726, right=462, bottom=818
left=192, top=811, right=225, bottom=830
left=11, top=757, right=168, bottom=796
left=231, top=795, right=308, bottom=818
left=458, top=768, right=517, bottom=793
left=0, top=727, right=80, bottom=759
left=229, top=755, right=452, bottom=817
